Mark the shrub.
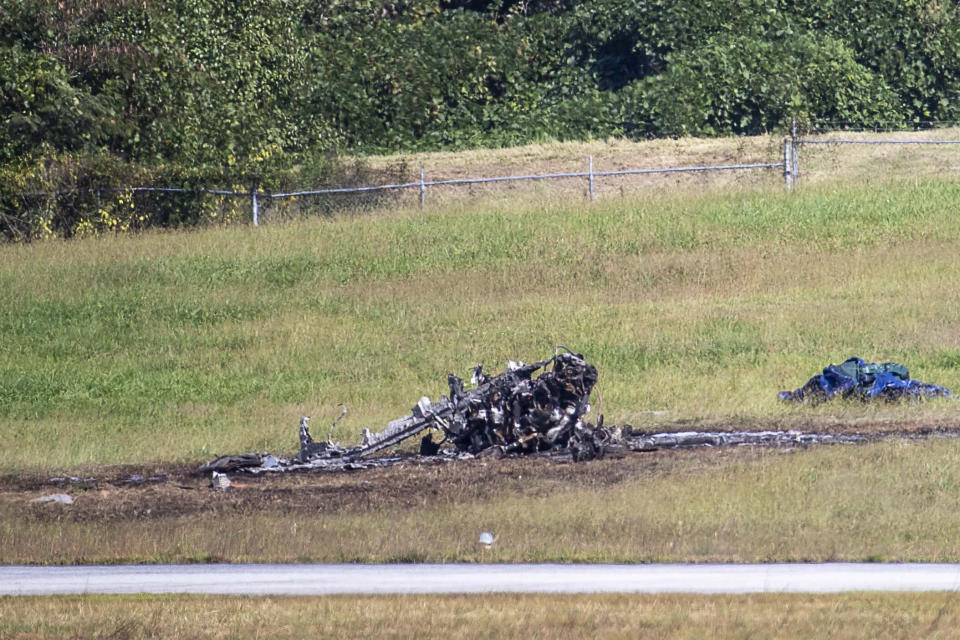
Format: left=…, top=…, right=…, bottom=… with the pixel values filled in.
left=626, top=33, right=902, bottom=137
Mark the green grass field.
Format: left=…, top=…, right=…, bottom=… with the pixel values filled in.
left=4, top=135, right=960, bottom=582
left=4, top=133, right=960, bottom=638
left=3, top=172, right=960, bottom=470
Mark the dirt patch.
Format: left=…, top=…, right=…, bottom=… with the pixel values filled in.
left=4, top=447, right=766, bottom=525
left=5, top=417, right=959, bottom=528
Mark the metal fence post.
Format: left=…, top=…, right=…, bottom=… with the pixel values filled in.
left=791, top=117, right=800, bottom=186
left=251, top=182, right=259, bottom=226
left=783, top=138, right=792, bottom=190
left=420, top=167, right=426, bottom=208
left=792, top=139, right=800, bottom=186
left=588, top=156, right=595, bottom=202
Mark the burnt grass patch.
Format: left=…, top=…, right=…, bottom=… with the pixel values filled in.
left=6, top=447, right=760, bottom=525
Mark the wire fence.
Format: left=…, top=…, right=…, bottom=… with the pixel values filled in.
left=15, top=153, right=794, bottom=227
left=793, top=118, right=960, bottom=185
left=14, top=119, right=960, bottom=230
left=801, top=139, right=960, bottom=145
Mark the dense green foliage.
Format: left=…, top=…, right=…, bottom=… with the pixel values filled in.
left=2, top=0, right=960, bottom=237
left=6, top=0, right=959, bottom=158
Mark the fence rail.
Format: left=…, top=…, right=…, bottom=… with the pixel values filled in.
left=17, top=125, right=960, bottom=231
left=15, top=154, right=792, bottom=227
left=793, top=124, right=960, bottom=185
left=800, top=139, right=960, bottom=145
left=15, top=117, right=960, bottom=234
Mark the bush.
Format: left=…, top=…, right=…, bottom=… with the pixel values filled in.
left=627, top=34, right=902, bottom=137
left=0, top=150, right=391, bottom=241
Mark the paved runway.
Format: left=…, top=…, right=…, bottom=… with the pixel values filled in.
left=4, top=563, right=960, bottom=595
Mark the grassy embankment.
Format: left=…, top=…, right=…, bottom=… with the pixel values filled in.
left=2, top=593, right=960, bottom=639
left=3, top=163, right=960, bottom=470
left=3, top=132, right=960, bottom=566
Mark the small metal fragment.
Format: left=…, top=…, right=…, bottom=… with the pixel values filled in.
left=262, top=455, right=279, bottom=468
left=211, top=472, right=231, bottom=490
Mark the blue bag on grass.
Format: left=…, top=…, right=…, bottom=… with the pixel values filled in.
left=779, top=357, right=951, bottom=404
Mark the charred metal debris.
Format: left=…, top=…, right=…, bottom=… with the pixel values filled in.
left=202, top=351, right=616, bottom=474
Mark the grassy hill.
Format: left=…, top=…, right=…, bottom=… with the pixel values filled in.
left=3, top=133, right=960, bottom=575
left=2, top=133, right=960, bottom=471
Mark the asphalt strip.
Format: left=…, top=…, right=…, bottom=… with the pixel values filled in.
left=4, top=563, right=960, bottom=596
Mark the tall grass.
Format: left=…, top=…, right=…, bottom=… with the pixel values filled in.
left=2, top=178, right=960, bottom=469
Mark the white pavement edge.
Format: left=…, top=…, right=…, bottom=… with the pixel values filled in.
left=4, top=563, right=960, bottom=596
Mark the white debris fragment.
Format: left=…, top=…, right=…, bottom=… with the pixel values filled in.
left=30, top=494, right=73, bottom=505
left=415, top=396, right=432, bottom=417
left=479, top=532, right=495, bottom=548
left=211, top=471, right=231, bottom=490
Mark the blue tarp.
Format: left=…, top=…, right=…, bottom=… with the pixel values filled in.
left=779, top=357, right=951, bottom=404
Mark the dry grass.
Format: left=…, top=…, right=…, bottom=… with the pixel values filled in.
left=2, top=592, right=959, bottom=639
left=356, top=128, right=960, bottom=208
left=4, top=440, right=960, bottom=564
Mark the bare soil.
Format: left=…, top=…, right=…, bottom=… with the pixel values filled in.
left=4, top=417, right=957, bottom=529
left=3, top=447, right=760, bottom=525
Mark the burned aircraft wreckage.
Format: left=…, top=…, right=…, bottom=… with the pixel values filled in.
left=204, top=351, right=617, bottom=473
left=201, top=351, right=891, bottom=475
